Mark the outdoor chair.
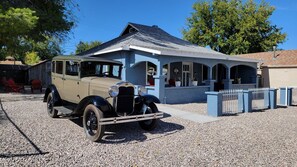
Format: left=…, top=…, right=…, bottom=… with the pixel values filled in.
left=31, top=79, right=42, bottom=93
left=6, top=78, right=24, bottom=92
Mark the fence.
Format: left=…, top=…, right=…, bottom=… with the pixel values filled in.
left=291, top=87, right=297, bottom=105
left=206, top=88, right=276, bottom=117
left=220, top=89, right=243, bottom=115
left=249, top=88, right=270, bottom=111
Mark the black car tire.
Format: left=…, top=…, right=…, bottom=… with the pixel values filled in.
left=47, top=93, right=58, bottom=118
left=83, top=104, right=105, bottom=142
left=139, top=103, right=158, bottom=131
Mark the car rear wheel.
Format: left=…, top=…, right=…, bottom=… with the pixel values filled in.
left=47, top=93, right=58, bottom=118
left=139, top=103, right=158, bottom=131
left=83, top=104, right=105, bottom=142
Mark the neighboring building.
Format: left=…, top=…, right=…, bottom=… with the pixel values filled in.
left=78, top=23, right=259, bottom=104
left=0, top=56, right=28, bottom=84
left=28, top=60, right=52, bottom=87
left=239, top=50, right=297, bottom=88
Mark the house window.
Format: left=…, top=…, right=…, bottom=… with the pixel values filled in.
left=146, top=62, right=156, bottom=86
left=182, top=62, right=192, bottom=86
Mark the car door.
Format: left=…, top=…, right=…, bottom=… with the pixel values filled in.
left=52, top=61, right=66, bottom=100
left=63, top=60, right=80, bottom=103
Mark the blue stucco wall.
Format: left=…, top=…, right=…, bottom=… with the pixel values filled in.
left=127, top=61, right=146, bottom=85
left=164, top=86, right=210, bottom=104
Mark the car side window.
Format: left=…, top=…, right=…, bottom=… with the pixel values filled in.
left=66, top=61, right=79, bottom=76
left=56, top=61, right=63, bottom=74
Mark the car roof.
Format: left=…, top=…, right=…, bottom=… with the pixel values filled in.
left=53, top=56, right=122, bottom=65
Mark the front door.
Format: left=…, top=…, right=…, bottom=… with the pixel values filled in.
left=63, top=61, right=80, bottom=103
left=182, top=63, right=192, bottom=87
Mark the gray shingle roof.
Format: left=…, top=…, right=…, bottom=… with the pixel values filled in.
left=77, top=22, right=258, bottom=63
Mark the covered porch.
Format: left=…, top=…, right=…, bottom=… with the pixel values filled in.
left=126, top=52, right=258, bottom=104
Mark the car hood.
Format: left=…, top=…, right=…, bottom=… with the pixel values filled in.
left=81, top=77, right=122, bottom=98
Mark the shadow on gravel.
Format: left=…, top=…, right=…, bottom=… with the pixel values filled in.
left=0, top=99, right=49, bottom=158
left=69, top=116, right=184, bottom=144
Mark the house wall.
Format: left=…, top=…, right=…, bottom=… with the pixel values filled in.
left=164, top=86, right=210, bottom=104
left=262, top=67, right=297, bottom=88
left=127, top=61, right=146, bottom=85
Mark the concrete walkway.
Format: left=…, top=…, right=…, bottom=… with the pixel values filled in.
left=156, top=104, right=219, bottom=123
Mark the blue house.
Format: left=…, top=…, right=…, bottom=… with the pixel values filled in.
left=78, top=23, right=259, bottom=104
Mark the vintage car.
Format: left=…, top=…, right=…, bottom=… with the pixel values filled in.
left=44, top=56, right=163, bottom=141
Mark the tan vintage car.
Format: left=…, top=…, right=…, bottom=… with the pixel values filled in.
left=44, top=56, right=163, bottom=142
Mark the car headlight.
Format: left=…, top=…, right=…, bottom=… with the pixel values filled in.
left=138, top=86, right=147, bottom=96
left=108, top=85, right=119, bottom=97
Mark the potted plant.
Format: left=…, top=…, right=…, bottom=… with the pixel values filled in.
left=175, top=77, right=181, bottom=87
left=192, top=72, right=198, bottom=86
left=192, top=77, right=198, bottom=86
left=236, top=78, right=241, bottom=84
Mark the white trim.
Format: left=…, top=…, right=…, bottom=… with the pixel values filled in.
left=129, top=45, right=161, bottom=55
left=93, top=47, right=125, bottom=55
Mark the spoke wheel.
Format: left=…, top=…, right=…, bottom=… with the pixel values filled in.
left=139, top=103, right=159, bottom=131
left=83, top=104, right=105, bottom=142
left=47, top=93, right=58, bottom=118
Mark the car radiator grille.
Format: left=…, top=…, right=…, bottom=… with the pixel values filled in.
left=116, top=86, right=135, bottom=116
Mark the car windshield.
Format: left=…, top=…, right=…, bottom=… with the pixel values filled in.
left=81, top=61, right=121, bottom=78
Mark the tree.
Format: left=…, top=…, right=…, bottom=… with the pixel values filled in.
left=0, top=0, right=76, bottom=62
left=75, top=41, right=102, bottom=54
left=182, top=0, right=286, bottom=55
left=0, top=7, right=38, bottom=59
left=24, top=51, right=40, bottom=65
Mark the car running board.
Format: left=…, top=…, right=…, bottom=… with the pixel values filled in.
left=54, top=106, right=73, bottom=115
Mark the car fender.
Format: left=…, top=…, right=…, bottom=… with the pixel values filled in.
left=75, top=96, right=113, bottom=116
left=43, top=84, right=62, bottom=105
left=136, top=94, right=160, bottom=105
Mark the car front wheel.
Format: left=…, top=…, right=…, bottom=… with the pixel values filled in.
left=47, top=93, right=58, bottom=118
left=139, top=103, right=158, bottom=131
left=83, top=104, right=105, bottom=142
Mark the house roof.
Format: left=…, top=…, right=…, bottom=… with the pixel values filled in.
left=53, top=56, right=122, bottom=64
left=238, top=50, right=297, bottom=67
left=77, top=22, right=259, bottom=63
left=0, top=60, right=24, bottom=65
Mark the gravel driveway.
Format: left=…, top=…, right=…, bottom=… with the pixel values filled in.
left=1, top=93, right=297, bottom=166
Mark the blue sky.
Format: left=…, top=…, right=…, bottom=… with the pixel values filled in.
left=63, top=0, right=297, bottom=54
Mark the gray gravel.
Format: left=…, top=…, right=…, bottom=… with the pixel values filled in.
left=1, top=93, right=297, bottom=166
